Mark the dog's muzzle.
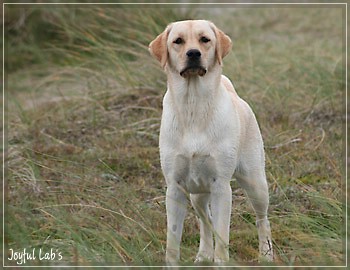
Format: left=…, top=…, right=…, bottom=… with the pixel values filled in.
left=180, top=49, right=207, bottom=78
left=180, top=66, right=207, bottom=77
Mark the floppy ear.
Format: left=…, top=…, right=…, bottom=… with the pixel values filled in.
left=210, top=22, right=232, bottom=65
left=149, top=25, right=172, bottom=69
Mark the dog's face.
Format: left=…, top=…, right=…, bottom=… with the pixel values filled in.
left=149, top=20, right=232, bottom=78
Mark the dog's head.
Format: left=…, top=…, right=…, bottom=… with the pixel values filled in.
left=149, top=20, right=232, bottom=78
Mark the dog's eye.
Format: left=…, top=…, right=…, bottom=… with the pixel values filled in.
left=173, top=37, right=184, bottom=44
left=200, top=36, right=210, bottom=43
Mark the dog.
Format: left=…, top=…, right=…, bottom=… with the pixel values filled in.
left=149, top=20, right=273, bottom=264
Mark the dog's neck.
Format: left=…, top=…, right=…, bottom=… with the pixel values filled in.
left=166, top=65, right=223, bottom=132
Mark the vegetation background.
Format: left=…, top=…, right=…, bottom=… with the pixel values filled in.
left=4, top=2, right=346, bottom=267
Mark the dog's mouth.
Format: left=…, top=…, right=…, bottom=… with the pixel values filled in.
left=180, top=66, right=207, bottom=78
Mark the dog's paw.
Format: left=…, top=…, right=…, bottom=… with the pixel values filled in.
left=213, top=248, right=229, bottom=264
left=194, top=252, right=213, bottom=263
left=259, top=237, right=274, bottom=262
left=214, top=257, right=229, bottom=265
left=259, top=252, right=273, bottom=263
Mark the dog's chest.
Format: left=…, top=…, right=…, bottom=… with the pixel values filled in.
left=170, top=125, right=222, bottom=193
left=173, top=151, right=217, bottom=194
left=160, top=89, right=238, bottom=193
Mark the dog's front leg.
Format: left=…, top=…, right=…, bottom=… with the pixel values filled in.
left=191, top=193, right=214, bottom=262
left=211, top=181, right=232, bottom=263
left=165, top=184, right=188, bottom=264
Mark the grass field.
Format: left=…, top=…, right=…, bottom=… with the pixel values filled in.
left=5, top=4, right=346, bottom=267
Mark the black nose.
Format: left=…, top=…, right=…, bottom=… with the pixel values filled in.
left=186, top=49, right=201, bottom=59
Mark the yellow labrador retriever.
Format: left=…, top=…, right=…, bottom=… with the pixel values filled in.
left=149, top=20, right=273, bottom=264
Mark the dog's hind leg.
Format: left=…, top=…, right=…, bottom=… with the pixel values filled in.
left=190, top=193, right=214, bottom=262
left=235, top=169, right=273, bottom=262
